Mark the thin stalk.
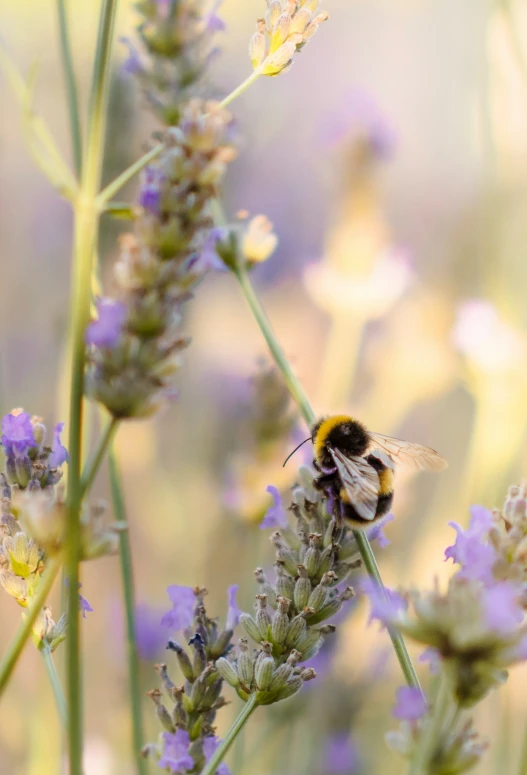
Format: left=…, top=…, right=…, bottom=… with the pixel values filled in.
left=234, top=264, right=422, bottom=691
left=201, top=695, right=259, bottom=775
left=41, top=646, right=68, bottom=729
left=0, top=555, right=62, bottom=695
left=518, top=723, right=527, bottom=775
left=79, top=417, right=119, bottom=498
left=57, top=0, right=83, bottom=176
left=96, top=69, right=263, bottom=207
left=408, top=677, right=451, bottom=775
left=65, top=1, right=119, bottom=772
left=108, top=447, right=147, bottom=774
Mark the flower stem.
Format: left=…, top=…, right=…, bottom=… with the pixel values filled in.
left=65, top=1, right=119, bottom=772
left=0, top=554, right=62, bottom=696
left=79, top=416, right=119, bottom=498
left=108, top=447, right=147, bottom=775
left=57, top=0, right=82, bottom=177
left=234, top=264, right=422, bottom=691
left=41, top=645, right=68, bottom=729
left=408, top=676, right=451, bottom=775
left=217, top=69, right=262, bottom=111
left=201, top=694, right=259, bottom=775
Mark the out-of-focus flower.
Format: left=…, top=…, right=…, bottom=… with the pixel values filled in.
left=323, top=733, right=360, bottom=774
left=319, top=88, right=396, bottom=160
left=48, top=422, right=69, bottom=468
left=158, top=729, right=194, bottom=773
left=249, top=1, right=329, bottom=77
left=360, top=577, right=407, bottom=629
left=135, top=604, right=168, bottom=660
left=367, top=513, right=394, bottom=549
left=419, top=647, right=440, bottom=675
left=161, top=585, right=195, bottom=631
left=452, top=300, right=525, bottom=373
left=260, top=485, right=289, bottom=530
left=1, top=410, right=36, bottom=457
left=444, top=506, right=497, bottom=584
left=226, top=584, right=241, bottom=630
left=241, top=215, right=278, bottom=264
left=304, top=248, right=413, bottom=318
left=79, top=590, right=94, bottom=619
left=392, top=687, right=427, bottom=721
left=202, top=737, right=230, bottom=775
left=481, top=582, right=523, bottom=634
left=85, top=299, right=127, bottom=349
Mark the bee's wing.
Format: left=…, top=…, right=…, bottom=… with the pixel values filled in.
left=367, top=432, right=448, bottom=472
left=329, top=448, right=380, bottom=522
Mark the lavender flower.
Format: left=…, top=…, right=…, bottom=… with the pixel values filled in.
left=367, top=513, right=394, bottom=549
left=226, top=584, right=241, bottom=631
left=79, top=591, right=94, bottom=619
left=202, top=737, right=230, bottom=775
left=158, top=730, right=194, bottom=773
left=323, top=733, right=360, bottom=774
left=85, top=298, right=127, bottom=349
left=135, top=604, right=169, bottom=660
left=48, top=422, right=69, bottom=468
left=392, top=687, right=427, bottom=721
left=480, top=582, right=523, bottom=634
left=1, top=410, right=36, bottom=457
left=444, top=506, right=497, bottom=583
left=161, top=585, right=195, bottom=631
left=360, top=577, right=407, bottom=629
left=260, top=485, right=288, bottom=530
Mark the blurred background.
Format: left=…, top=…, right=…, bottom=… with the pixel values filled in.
left=2, top=0, right=527, bottom=772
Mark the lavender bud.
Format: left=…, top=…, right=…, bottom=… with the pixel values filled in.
left=146, top=689, right=175, bottom=733
left=272, top=13, right=291, bottom=48
left=274, top=546, right=299, bottom=578
left=0, top=570, right=27, bottom=604
left=202, top=678, right=223, bottom=710
left=189, top=634, right=207, bottom=677
left=271, top=597, right=290, bottom=645
left=240, top=613, right=262, bottom=643
left=266, top=1, right=282, bottom=30
left=249, top=29, right=266, bottom=69
left=318, top=545, right=337, bottom=576
left=237, top=638, right=254, bottom=688
left=15, top=456, right=32, bottom=489
left=255, top=594, right=272, bottom=640
left=255, top=654, right=275, bottom=691
left=290, top=7, right=311, bottom=33
left=215, top=657, right=240, bottom=688
left=308, top=571, right=338, bottom=612
left=166, top=640, right=195, bottom=683
left=269, top=663, right=293, bottom=691
left=294, top=565, right=312, bottom=610
left=255, top=568, right=277, bottom=608
left=285, top=612, right=308, bottom=647
left=304, top=534, right=322, bottom=576
left=172, top=693, right=188, bottom=729
left=295, top=628, right=323, bottom=659
left=276, top=675, right=304, bottom=700
left=154, top=663, right=176, bottom=698
left=275, top=564, right=295, bottom=601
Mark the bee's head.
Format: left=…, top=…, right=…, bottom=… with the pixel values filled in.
left=313, top=415, right=369, bottom=469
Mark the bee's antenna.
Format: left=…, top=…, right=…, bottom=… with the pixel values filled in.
left=282, top=437, right=312, bottom=467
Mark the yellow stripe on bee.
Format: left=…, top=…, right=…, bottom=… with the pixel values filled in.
left=378, top=466, right=394, bottom=497
left=313, top=415, right=354, bottom=462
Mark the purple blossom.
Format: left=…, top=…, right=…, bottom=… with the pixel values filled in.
left=48, top=422, right=68, bottom=468
left=226, top=584, right=241, bottom=630
left=360, top=577, right=407, bottom=629
left=392, top=686, right=427, bottom=721
left=323, top=734, right=360, bottom=774
left=135, top=604, right=168, bottom=660
left=80, top=593, right=94, bottom=619
left=158, top=730, right=194, bottom=773
left=260, top=485, right=288, bottom=530
left=85, top=298, right=127, bottom=349
left=204, top=0, right=225, bottom=33
left=419, top=647, right=441, bottom=675
left=203, top=737, right=231, bottom=775
left=481, top=582, right=524, bottom=634
left=161, top=585, right=195, bottom=631
left=1, top=411, right=36, bottom=457
left=138, top=167, right=163, bottom=214
left=120, top=36, right=143, bottom=74
left=368, top=513, right=394, bottom=548
left=187, top=228, right=228, bottom=274
left=445, top=505, right=497, bottom=583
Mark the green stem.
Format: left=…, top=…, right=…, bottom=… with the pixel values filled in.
left=79, top=416, right=119, bottom=498
left=96, top=69, right=263, bottom=207
left=108, top=447, right=147, bottom=774
left=234, top=264, right=422, bottom=692
left=518, top=724, right=527, bottom=775
left=0, top=555, right=62, bottom=696
left=57, top=0, right=83, bottom=176
left=65, top=2, right=119, bottom=772
left=201, top=695, right=259, bottom=775
left=41, top=646, right=68, bottom=729
left=409, top=677, right=451, bottom=775
left=217, top=69, right=262, bottom=111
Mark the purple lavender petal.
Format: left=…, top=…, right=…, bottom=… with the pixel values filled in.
left=323, top=733, right=360, bottom=774
left=203, top=737, right=231, bottom=775
left=360, top=577, right=407, bottom=629
left=85, top=299, right=127, bottom=349
left=444, top=506, right=497, bottom=583
left=158, top=730, right=195, bottom=772
left=135, top=604, right=168, bottom=660
left=367, top=513, right=394, bottom=548
left=392, top=686, right=427, bottom=721
left=48, top=422, right=69, bottom=468
left=161, top=585, right=195, bottom=631
left=419, top=647, right=441, bottom=675
left=1, top=411, right=36, bottom=457
left=260, top=485, right=288, bottom=530
left=226, top=584, right=241, bottom=630
left=481, top=582, right=524, bottom=634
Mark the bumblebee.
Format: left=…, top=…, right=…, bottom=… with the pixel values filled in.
left=286, top=415, right=447, bottom=528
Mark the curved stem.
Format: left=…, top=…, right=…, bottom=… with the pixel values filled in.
left=408, top=676, right=451, bottom=775
left=234, top=264, right=422, bottom=692
left=217, top=69, right=262, bottom=111
left=41, top=646, right=68, bottom=729
left=65, top=1, right=119, bottom=772
left=201, top=694, right=259, bottom=775
left=57, top=0, right=83, bottom=177
left=79, top=416, right=119, bottom=498
left=108, top=447, right=147, bottom=774
left=0, top=555, right=62, bottom=695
